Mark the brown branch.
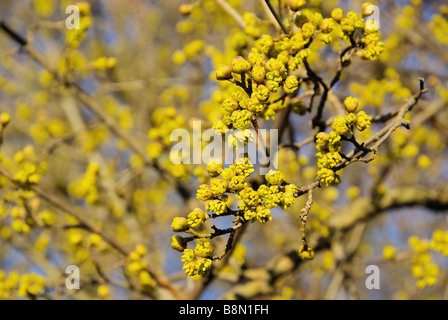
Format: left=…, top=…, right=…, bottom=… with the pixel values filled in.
left=305, top=42, right=358, bottom=130
left=299, top=189, right=313, bottom=248
left=224, top=184, right=448, bottom=299
left=328, top=186, right=448, bottom=231
left=334, top=78, right=428, bottom=171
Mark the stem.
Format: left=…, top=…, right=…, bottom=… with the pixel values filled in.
left=300, top=189, right=313, bottom=247
left=264, top=0, right=288, bottom=34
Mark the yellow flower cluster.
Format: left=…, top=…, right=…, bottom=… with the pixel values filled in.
left=332, top=97, right=371, bottom=135
left=66, top=2, right=92, bottom=48
left=10, top=146, right=47, bottom=187
left=359, top=30, right=385, bottom=61
left=187, top=208, right=210, bottom=228
left=34, top=0, right=55, bottom=17
left=125, top=244, right=156, bottom=290
left=317, top=96, right=372, bottom=186
left=194, top=239, right=215, bottom=258
left=182, top=255, right=212, bottom=280
left=68, top=162, right=100, bottom=204
left=430, top=12, right=448, bottom=45
left=351, top=68, right=412, bottom=109
left=18, top=273, right=46, bottom=298
left=328, top=7, right=383, bottom=60
left=10, top=206, right=30, bottom=234
left=315, top=132, right=342, bottom=186
left=170, top=2, right=387, bottom=281
left=29, top=117, right=67, bottom=145
left=171, top=154, right=300, bottom=278
left=331, top=116, right=349, bottom=136
left=179, top=40, right=206, bottom=64
left=408, top=230, right=448, bottom=289
left=0, top=270, right=20, bottom=299
left=0, top=113, right=10, bottom=144
left=147, top=107, right=186, bottom=164
left=208, top=3, right=384, bottom=133
left=181, top=241, right=214, bottom=279
left=0, top=270, right=45, bottom=299
left=213, top=30, right=314, bottom=127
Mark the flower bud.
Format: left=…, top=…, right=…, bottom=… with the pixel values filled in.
left=215, top=64, right=232, bottom=81
left=288, top=0, right=306, bottom=11
left=207, top=158, right=223, bottom=177
left=231, top=57, right=251, bottom=74
left=331, top=8, right=344, bottom=22
left=0, top=113, right=10, bottom=127
left=255, top=85, right=270, bottom=103
left=265, top=169, right=284, bottom=186
left=107, top=57, right=117, bottom=68
left=356, top=111, right=371, bottom=131
left=361, top=3, right=375, bottom=17
left=283, top=75, right=299, bottom=94
left=171, top=235, right=187, bottom=252
left=135, top=244, right=147, bottom=256
left=265, top=58, right=285, bottom=73
left=346, top=112, right=357, bottom=126
left=344, top=96, right=359, bottom=113
left=179, top=4, right=195, bottom=15
left=291, top=100, right=307, bottom=115
left=298, top=245, right=315, bottom=260
left=187, top=208, right=210, bottom=228
left=222, top=98, right=239, bottom=113
left=266, top=80, right=279, bottom=93
left=171, top=217, right=189, bottom=232
left=320, top=18, right=334, bottom=33
left=194, top=240, right=214, bottom=258
left=93, top=57, right=117, bottom=70
left=332, top=116, right=349, bottom=135
left=251, top=65, right=266, bottom=83
left=77, top=2, right=91, bottom=15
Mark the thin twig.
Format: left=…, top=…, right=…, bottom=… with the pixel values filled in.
left=264, top=0, right=288, bottom=34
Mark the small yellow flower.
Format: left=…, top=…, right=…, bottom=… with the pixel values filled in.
left=383, top=245, right=396, bottom=260
left=97, top=285, right=110, bottom=299
left=331, top=8, right=344, bottom=22
left=298, top=245, right=315, bottom=260
left=344, top=96, right=359, bottom=113
left=171, top=235, right=187, bottom=252
left=265, top=170, right=284, bottom=185
left=283, top=75, right=300, bottom=94
left=187, top=208, right=209, bottom=228
left=231, top=56, right=251, bottom=74
left=0, top=113, right=10, bottom=126
left=216, top=64, right=232, bottom=81
left=332, top=116, right=349, bottom=135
